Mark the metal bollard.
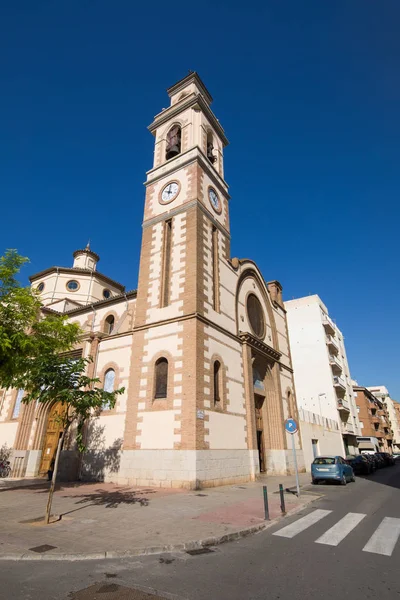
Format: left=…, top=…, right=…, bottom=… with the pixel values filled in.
left=263, top=485, right=270, bottom=520
left=279, top=483, right=286, bottom=515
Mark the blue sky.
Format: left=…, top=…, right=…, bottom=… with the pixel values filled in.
left=1, top=1, right=399, bottom=398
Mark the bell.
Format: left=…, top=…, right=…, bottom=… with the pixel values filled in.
left=207, top=142, right=216, bottom=164
left=166, top=145, right=180, bottom=160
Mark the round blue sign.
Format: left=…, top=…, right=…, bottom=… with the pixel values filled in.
left=284, top=418, right=298, bottom=434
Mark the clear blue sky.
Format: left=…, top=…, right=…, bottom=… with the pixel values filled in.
left=1, top=2, right=399, bottom=398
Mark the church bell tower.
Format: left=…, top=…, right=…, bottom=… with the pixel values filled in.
left=122, top=73, right=233, bottom=488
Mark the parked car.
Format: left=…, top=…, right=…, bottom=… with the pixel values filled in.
left=373, top=453, right=386, bottom=469
left=362, top=454, right=377, bottom=472
left=311, top=456, right=355, bottom=485
left=347, top=455, right=371, bottom=475
left=376, top=452, right=395, bottom=466
left=392, top=453, right=400, bottom=461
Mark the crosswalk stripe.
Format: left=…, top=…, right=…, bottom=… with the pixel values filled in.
left=362, top=517, right=400, bottom=557
left=315, top=512, right=366, bottom=546
left=273, top=509, right=332, bottom=539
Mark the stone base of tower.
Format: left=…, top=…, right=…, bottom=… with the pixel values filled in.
left=109, top=449, right=260, bottom=490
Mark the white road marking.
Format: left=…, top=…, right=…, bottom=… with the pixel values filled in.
left=273, top=509, right=332, bottom=539
left=362, top=517, right=400, bottom=556
left=315, top=512, right=366, bottom=546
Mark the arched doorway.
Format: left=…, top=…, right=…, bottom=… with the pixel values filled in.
left=39, top=403, right=66, bottom=476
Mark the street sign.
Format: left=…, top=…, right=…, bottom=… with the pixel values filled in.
left=284, top=418, right=300, bottom=497
left=284, top=418, right=298, bottom=435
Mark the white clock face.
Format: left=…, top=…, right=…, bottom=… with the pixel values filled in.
left=160, top=182, right=179, bottom=204
left=208, top=188, right=221, bottom=213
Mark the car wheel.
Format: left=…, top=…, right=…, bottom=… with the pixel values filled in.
left=340, top=474, right=347, bottom=486
left=351, top=473, right=356, bottom=482
left=312, top=479, right=318, bottom=485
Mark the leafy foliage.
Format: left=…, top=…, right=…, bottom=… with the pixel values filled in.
left=0, top=249, right=80, bottom=388
left=21, top=355, right=124, bottom=452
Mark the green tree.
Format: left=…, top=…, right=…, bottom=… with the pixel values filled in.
left=21, top=354, right=124, bottom=524
left=0, top=249, right=79, bottom=388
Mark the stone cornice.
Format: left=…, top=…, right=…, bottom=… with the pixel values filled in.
left=239, top=332, right=282, bottom=362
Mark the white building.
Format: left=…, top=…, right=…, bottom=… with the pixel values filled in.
left=367, top=386, right=400, bottom=452
left=285, top=295, right=360, bottom=469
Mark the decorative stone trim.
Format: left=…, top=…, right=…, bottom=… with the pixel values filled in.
left=239, top=332, right=281, bottom=363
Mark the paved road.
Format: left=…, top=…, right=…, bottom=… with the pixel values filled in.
left=2, top=463, right=400, bottom=600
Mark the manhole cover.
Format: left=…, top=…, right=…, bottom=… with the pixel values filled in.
left=28, top=544, right=57, bottom=553
left=71, top=583, right=169, bottom=599
left=186, top=547, right=214, bottom=556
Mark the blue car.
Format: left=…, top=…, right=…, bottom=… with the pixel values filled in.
left=311, top=456, right=355, bottom=485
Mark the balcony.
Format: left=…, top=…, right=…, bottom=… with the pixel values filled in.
left=371, top=415, right=380, bottom=424
left=337, top=398, right=350, bottom=413
left=322, top=316, right=335, bottom=335
left=326, top=335, right=339, bottom=354
left=333, top=375, right=346, bottom=392
left=341, top=422, right=355, bottom=435
left=329, top=354, right=343, bottom=374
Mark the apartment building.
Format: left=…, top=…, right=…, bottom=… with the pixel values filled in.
left=367, top=386, right=400, bottom=452
left=285, top=295, right=360, bottom=469
left=353, top=386, right=393, bottom=453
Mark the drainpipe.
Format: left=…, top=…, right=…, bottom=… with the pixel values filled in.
left=51, top=267, right=60, bottom=303
left=87, top=270, right=94, bottom=305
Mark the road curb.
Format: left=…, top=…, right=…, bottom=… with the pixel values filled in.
left=0, top=494, right=320, bottom=561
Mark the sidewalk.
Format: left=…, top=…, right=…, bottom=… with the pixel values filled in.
left=0, top=472, right=318, bottom=560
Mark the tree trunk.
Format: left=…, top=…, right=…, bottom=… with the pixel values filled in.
left=45, top=430, right=65, bottom=525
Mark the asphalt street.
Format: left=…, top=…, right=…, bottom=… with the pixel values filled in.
left=2, top=463, right=400, bottom=600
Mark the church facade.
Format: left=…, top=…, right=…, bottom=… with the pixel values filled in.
left=0, top=73, right=304, bottom=488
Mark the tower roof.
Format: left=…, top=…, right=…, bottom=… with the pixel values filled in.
left=72, top=242, right=100, bottom=263
left=167, top=71, right=213, bottom=105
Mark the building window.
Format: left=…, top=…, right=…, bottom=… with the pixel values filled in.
left=66, top=280, right=79, bottom=291
left=160, top=220, right=172, bottom=308
left=166, top=125, right=181, bottom=160
left=213, top=361, right=221, bottom=405
left=356, top=405, right=360, bottom=412
left=154, top=358, right=168, bottom=399
left=103, top=289, right=111, bottom=299
left=247, top=293, right=265, bottom=339
left=12, top=389, right=24, bottom=419
left=102, top=368, right=115, bottom=410
left=359, top=421, right=364, bottom=428
left=105, top=315, right=115, bottom=334
left=37, top=282, right=45, bottom=292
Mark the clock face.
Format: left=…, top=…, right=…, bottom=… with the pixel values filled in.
left=160, top=181, right=179, bottom=204
left=208, top=187, right=221, bottom=214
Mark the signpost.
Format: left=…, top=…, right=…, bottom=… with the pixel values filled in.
left=284, top=418, right=300, bottom=497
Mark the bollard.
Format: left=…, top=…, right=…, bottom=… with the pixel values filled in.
left=263, top=485, right=270, bottom=521
left=279, top=483, right=286, bottom=515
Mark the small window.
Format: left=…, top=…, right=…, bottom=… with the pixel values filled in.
left=12, top=389, right=24, bottom=419
left=105, top=315, right=115, bottom=334
left=102, top=369, right=115, bottom=410
left=154, top=358, right=168, bottom=399
left=213, top=361, right=221, bottom=405
left=37, top=282, right=45, bottom=292
left=66, top=280, right=79, bottom=291
left=103, top=289, right=111, bottom=299
left=166, top=125, right=181, bottom=160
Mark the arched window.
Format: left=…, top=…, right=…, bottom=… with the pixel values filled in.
left=213, top=361, right=221, bottom=405
left=247, top=293, right=265, bottom=339
left=154, top=358, right=168, bottom=399
left=12, top=389, right=24, bottom=419
left=105, top=315, right=115, bottom=335
left=102, top=369, right=115, bottom=410
left=166, top=125, right=181, bottom=160
left=207, top=131, right=216, bottom=164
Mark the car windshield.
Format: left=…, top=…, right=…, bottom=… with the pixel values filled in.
left=313, top=457, right=336, bottom=465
